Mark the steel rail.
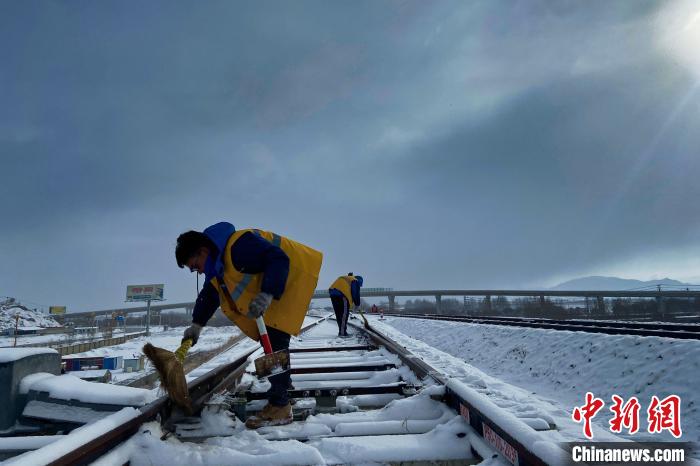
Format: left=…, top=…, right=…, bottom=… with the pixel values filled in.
left=47, top=350, right=255, bottom=466
left=440, top=314, right=700, bottom=332
left=49, top=313, right=558, bottom=465
left=354, top=318, right=557, bottom=466
left=390, top=313, right=700, bottom=340
left=45, top=317, right=328, bottom=466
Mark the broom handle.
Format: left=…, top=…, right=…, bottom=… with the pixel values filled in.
left=175, top=338, right=193, bottom=364
left=255, top=316, right=273, bottom=354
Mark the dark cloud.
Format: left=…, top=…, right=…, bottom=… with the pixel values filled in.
left=381, top=57, right=700, bottom=286
left=1, top=0, right=697, bottom=311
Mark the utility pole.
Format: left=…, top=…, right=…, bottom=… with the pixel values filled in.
left=146, top=298, right=151, bottom=336
left=13, top=314, right=19, bottom=347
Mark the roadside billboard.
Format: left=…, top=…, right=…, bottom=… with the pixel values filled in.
left=126, top=284, right=164, bottom=302
left=49, top=306, right=66, bottom=315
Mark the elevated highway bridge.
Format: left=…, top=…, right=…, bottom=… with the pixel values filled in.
left=58, top=288, right=700, bottom=323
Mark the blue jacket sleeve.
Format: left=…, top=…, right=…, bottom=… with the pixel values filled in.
left=350, top=280, right=361, bottom=306
left=230, top=231, right=290, bottom=299
left=192, top=280, right=220, bottom=326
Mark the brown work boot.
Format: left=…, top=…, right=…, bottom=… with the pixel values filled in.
left=245, top=402, right=293, bottom=429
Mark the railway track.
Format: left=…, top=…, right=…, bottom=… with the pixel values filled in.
left=7, top=314, right=570, bottom=466
left=389, top=313, right=700, bottom=340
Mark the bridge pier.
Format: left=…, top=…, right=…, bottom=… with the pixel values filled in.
left=435, top=295, right=441, bottom=315
left=597, top=296, right=605, bottom=315
left=388, top=296, right=395, bottom=313
left=656, top=295, right=666, bottom=321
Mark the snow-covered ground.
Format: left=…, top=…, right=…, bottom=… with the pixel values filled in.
left=95, top=397, right=475, bottom=466
left=65, top=325, right=240, bottom=360
left=0, top=328, right=139, bottom=348
left=5, top=317, right=329, bottom=465
left=63, top=315, right=324, bottom=384
left=6, top=313, right=698, bottom=464
left=64, top=325, right=242, bottom=384
left=380, top=315, right=699, bottom=445
left=87, top=318, right=481, bottom=466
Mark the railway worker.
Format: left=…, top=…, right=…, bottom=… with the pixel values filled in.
left=175, top=222, right=322, bottom=428
left=328, top=273, right=363, bottom=337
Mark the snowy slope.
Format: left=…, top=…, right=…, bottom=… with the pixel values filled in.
left=0, top=298, right=61, bottom=330
left=382, top=315, right=699, bottom=445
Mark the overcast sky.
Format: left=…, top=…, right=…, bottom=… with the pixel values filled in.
left=2, top=0, right=700, bottom=313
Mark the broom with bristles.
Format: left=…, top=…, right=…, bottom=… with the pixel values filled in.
left=143, top=338, right=193, bottom=414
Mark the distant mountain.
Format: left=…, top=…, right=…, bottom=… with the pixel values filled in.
left=550, top=276, right=694, bottom=291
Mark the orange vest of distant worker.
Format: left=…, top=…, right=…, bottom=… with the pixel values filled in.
left=329, top=275, right=358, bottom=304
left=210, top=229, right=323, bottom=340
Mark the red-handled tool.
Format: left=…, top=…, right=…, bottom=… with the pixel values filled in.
left=253, top=316, right=290, bottom=378
left=256, top=316, right=273, bottom=354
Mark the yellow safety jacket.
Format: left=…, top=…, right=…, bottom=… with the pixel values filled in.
left=329, top=275, right=358, bottom=305
left=211, top=229, right=323, bottom=340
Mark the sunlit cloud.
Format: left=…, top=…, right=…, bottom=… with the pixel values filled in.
left=656, top=0, right=700, bottom=77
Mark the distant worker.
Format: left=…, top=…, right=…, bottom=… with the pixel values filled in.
left=371, top=304, right=378, bottom=314
left=329, top=273, right=363, bottom=337
left=175, top=222, right=322, bottom=428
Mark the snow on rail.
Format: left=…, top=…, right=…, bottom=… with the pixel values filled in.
left=20, top=373, right=155, bottom=406
left=93, top=318, right=477, bottom=465
left=382, top=314, right=700, bottom=446
left=10, top=313, right=655, bottom=465
left=4, top=408, right=140, bottom=465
